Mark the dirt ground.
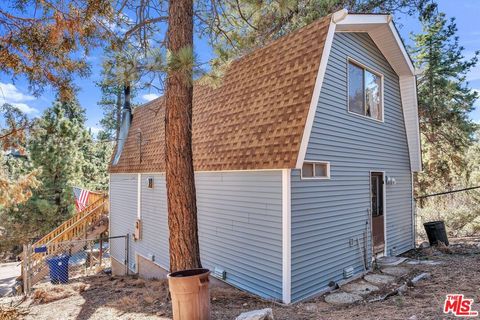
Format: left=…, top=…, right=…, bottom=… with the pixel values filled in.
left=1, top=237, right=479, bottom=320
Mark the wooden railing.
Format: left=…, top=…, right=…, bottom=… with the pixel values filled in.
left=22, top=194, right=109, bottom=290
left=31, top=193, right=108, bottom=248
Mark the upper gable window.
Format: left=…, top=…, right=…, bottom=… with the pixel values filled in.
left=348, top=60, right=383, bottom=121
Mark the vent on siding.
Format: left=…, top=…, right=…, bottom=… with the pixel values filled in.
left=390, top=246, right=397, bottom=256
left=213, top=267, right=226, bottom=280
left=343, top=266, right=354, bottom=279
left=148, top=253, right=155, bottom=262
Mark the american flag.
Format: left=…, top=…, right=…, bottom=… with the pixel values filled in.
left=73, top=187, right=90, bottom=211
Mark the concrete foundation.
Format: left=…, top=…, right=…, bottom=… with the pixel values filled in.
left=137, top=255, right=168, bottom=279
left=111, top=255, right=232, bottom=289
left=111, top=257, right=127, bottom=276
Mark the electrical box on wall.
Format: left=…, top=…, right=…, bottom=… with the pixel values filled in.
left=133, top=219, right=142, bottom=241
left=147, top=177, right=154, bottom=188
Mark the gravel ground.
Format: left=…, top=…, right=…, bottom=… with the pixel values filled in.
left=2, top=237, right=479, bottom=320
left=0, top=262, right=20, bottom=297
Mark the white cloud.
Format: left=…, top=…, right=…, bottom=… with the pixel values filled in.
left=89, top=127, right=102, bottom=134
left=142, top=93, right=160, bottom=102
left=11, top=103, right=38, bottom=114
left=0, top=82, right=38, bottom=114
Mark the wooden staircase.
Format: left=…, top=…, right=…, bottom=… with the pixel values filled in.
left=22, top=193, right=109, bottom=291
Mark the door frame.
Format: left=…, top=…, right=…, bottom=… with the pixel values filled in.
left=369, top=170, right=387, bottom=257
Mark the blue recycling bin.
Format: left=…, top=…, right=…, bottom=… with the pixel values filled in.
left=46, top=254, right=70, bottom=284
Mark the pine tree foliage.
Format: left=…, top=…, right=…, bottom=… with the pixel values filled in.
left=25, top=99, right=90, bottom=230
left=0, top=0, right=113, bottom=99
left=2, top=99, right=112, bottom=243
left=96, top=47, right=142, bottom=140
left=412, top=6, right=479, bottom=194
left=198, top=0, right=428, bottom=73
left=0, top=104, right=40, bottom=209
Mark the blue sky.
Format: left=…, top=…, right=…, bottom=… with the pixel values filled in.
left=1, top=0, right=479, bottom=134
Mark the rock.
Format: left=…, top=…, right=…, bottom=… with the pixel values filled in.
left=409, top=316, right=418, bottom=320
left=324, top=292, right=363, bottom=305
left=397, top=284, right=407, bottom=294
left=381, top=267, right=409, bottom=277
left=407, top=259, right=442, bottom=266
left=364, top=274, right=395, bottom=285
left=410, top=273, right=431, bottom=285
left=419, top=242, right=430, bottom=248
left=436, top=242, right=452, bottom=254
left=377, top=256, right=407, bottom=266
left=303, top=303, right=318, bottom=312
left=235, top=308, right=274, bottom=320
left=342, top=281, right=379, bottom=296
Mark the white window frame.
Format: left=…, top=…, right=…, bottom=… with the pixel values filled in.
left=301, top=161, right=331, bottom=180
left=347, top=57, right=384, bottom=123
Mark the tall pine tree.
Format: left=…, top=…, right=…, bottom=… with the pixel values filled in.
left=23, top=99, right=92, bottom=234
left=412, top=6, right=479, bottom=195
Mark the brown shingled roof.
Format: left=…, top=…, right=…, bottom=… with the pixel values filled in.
left=109, top=15, right=331, bottom=173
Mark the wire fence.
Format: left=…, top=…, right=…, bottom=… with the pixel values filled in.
left=22, top=235, right=128, bottom=294
left=416, top=187, right=480, bottom=240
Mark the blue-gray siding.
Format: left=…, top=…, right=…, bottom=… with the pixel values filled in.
left=110, top=171, right=283, bottom=300
left=109, top=174, right=137, bottom=270
left=290, top=32, right=413, bottom=302
left=109, top=174, right=170, bottom=272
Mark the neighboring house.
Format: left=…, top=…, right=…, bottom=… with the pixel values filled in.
left=108, top=9, right=421, bottom=304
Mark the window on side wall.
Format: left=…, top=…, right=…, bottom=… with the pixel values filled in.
left=348, top=60, right=383, bottom=121
left=301, top=162, right=330, bottom=179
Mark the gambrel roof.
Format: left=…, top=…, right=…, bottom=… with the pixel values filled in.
left=109, top=10, right=421, bottom=173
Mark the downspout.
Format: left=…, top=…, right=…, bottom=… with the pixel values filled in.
left=112, top=83, right=132, bottom=165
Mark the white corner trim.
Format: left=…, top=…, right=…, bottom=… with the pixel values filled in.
left=137, top=173, right=141, bottom=219
left=282, top=169, right=292, bottom=304
left=108, top=174, right=111, bottom=241
left=411, top=173, right=416, bottom=248
left=295, top=20, right=337, bottom=169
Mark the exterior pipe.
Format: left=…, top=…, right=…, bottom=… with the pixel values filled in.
left=112, top=84, right=132, bottom=165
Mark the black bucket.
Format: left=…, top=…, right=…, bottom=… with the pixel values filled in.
left=423, top=221, right=449, bottom=246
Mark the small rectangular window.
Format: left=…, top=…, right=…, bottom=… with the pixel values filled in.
left=302, top=161, right=330, bottom=179
left=348, top=60, right=383, bottom=121
left=302, top=163, right=314, bottom=177
left=147, top=177, right=154, bottom=189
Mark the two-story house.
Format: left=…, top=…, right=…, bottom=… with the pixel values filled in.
left=108, top=9, right=421, bottom=304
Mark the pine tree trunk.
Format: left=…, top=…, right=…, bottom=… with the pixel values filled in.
left=165, top=0, right=201, bottom=272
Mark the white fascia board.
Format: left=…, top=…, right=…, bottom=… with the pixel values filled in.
left=388, top=22, right=415, bottom=75
left=282, top=169, right=291, bottom=304
left=295, top=19, right=338, bottom=169
left=337, top=13, right=390, bottom=26
left=337, top=15, right=414, bottom=76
